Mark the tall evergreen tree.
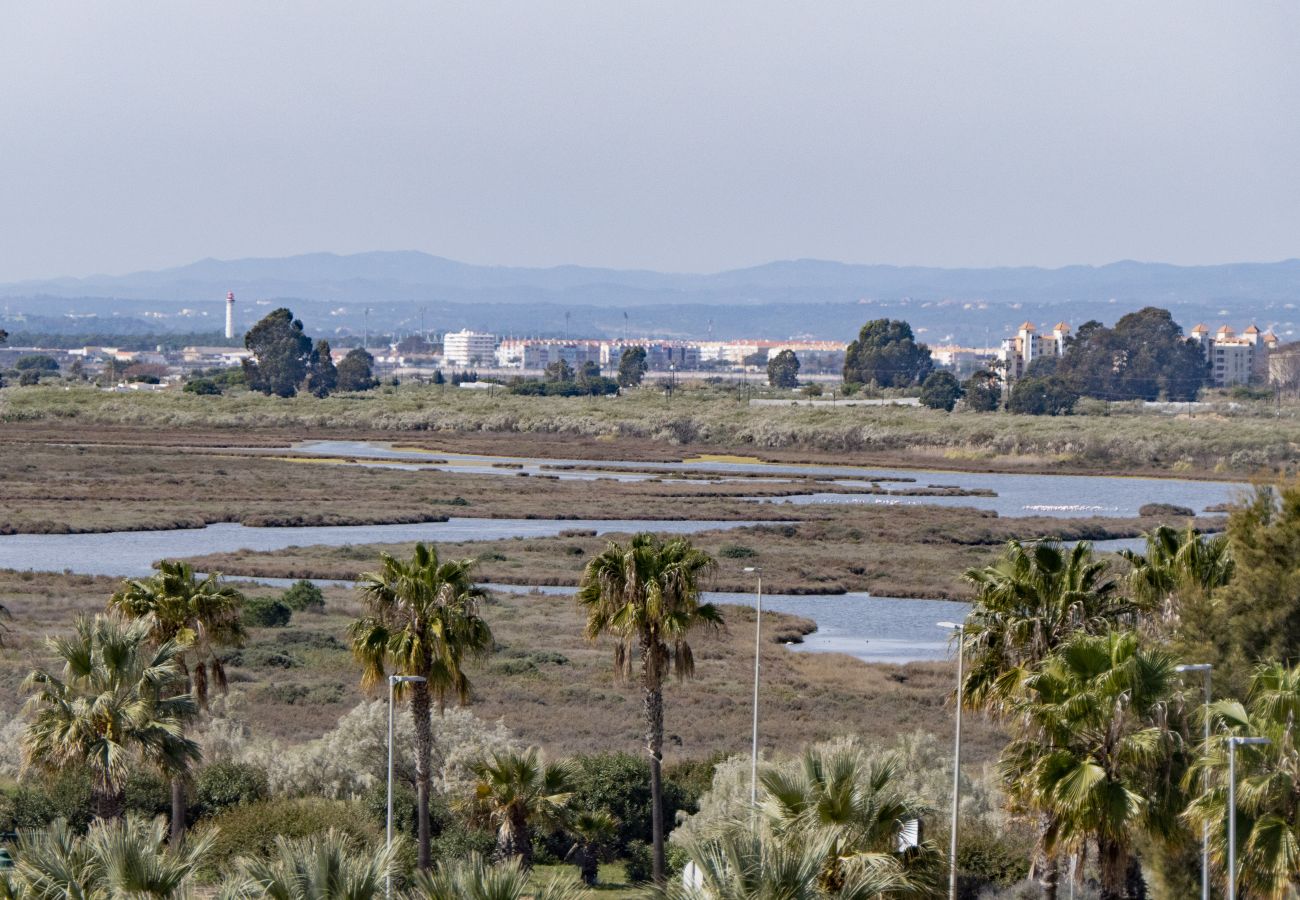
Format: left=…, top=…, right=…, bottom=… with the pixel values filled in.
left=843, top=319, right=933, bottom=388
left=336, top=348, right=378, bottom=392
left=306, top=339, right=338, bottom=397
left=242, top=308, right=313, bottom=397
left=617, top=346, right=648, bottom=387
left=767, top=349, right=801, bottom=388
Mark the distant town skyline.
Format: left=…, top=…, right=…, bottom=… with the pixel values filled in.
left=3, top=3, right=1299, bottom=282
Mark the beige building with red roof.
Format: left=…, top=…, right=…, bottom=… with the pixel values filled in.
left=1189, top=323, right=1278, bottom=386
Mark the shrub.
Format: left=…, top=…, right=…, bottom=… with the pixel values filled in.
left=123, top=770, right=171, bottom=818
left=200, top=797, right=378, bottom=871
left=718, top=544, right=757, bottom=559
left=955, top=819, right=1034, bottom=892
left=225, top=647, right=302, bottom=669
left=280, top=579, right=325, bottom=612
left=568, top=752, right=690, bottom=851
left=624, top=840, right=687, bottom=883
left=242, top=596, right=292, bottom=628
left=183, top=378, right=222, bottom=395
left=195, top=761, right=270, bottom=817
left=0, top=771, right=95, bottom=832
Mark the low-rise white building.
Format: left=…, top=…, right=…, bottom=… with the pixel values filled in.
left=1189, top=323, right=1279, bottom=387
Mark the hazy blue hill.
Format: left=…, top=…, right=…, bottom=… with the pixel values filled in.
left=3, top=252, right=1298, bottom=343
left=6, top=251, right=1300, bottom=307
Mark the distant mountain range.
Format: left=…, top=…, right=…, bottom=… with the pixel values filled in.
left=2, top=252, right=1298, bottom=343
left=7, top=251, right=1300, bottom=305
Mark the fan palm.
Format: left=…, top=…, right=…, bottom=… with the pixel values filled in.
left=961, top=540, right=1128, bottom=712
left=409, top=853, right=591, bottom=900
left=759, top=744, right=942, bottom=896
left=466, top=748, right=573, bottom=868
left=6, top=814, right=212, bottom=899
left=349, top=542, right=494, bottom=869
left=960, top=540, right=1128, bottom=898
left=1121, top=524, right=1234, bottom=676
left=576, top=532, right=721, bottom=884
left=221, top=829, right=399, bottom=900
left=1185, top=661, right=1300, bottom=899
left=109, top=560, right=246, bottom=841
left=565, top=809, right=618, bottom=886
left=22, top=614, right=201, bottom=818
left=669, top=826, right=924, bottom=900
left=1002, top=630, right=1183, bottom=900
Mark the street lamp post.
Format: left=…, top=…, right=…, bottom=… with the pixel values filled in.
left=387, top=674, right=426, bottom=899
left=938, top=621, right=965, bottom=900
left=1228, top=735, right=1270, bottom=900
left=1176, top=663, right=1214, bottom=900
left=744, top=567, right=763, bottom=819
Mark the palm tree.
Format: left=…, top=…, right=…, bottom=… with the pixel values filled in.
left=1121, top=524, right=1234, bottom=667
left=961, top=539, right=1129, bottom=711
left=1185, top=661, right=1300, bottom=899
left=410, top=853, right=591, bottom=900
left=1002, top=630, right=1184, bottom=900
left=668, top=827, right=924, bottom=900
left=565, top=809, right=618, bottom=886
left=960, top=539, right=1130, bottom=898
left=349, top=542, right=494, bottom=870
left=22, top=614, right=201, bottom=818
left=759, top=743, right=943, bottom=896
left=5, top=814, right=213, bottom=899
left=109, top=560, right=247, bottom=841
left=108, top=561, right=247, bottom=709
left=467, top=748, right=573, bottom=869
left=576, top=532, right=722, bottom=885
left=222, top=829, right=400, bottom=900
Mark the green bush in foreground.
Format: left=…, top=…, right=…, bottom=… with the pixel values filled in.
left=199, top=796, right=378, bottom=874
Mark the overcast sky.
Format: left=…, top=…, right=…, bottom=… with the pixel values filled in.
left=2, top=2, right=1298, bottom=281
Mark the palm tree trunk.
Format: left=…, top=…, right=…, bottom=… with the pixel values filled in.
left=170, top=777, right=186, bottom=845
left=642, top=645, right=666, bottom=886
left=511, top=814, right=532, bottom=869
left=411, top=680, right=435, bottom=870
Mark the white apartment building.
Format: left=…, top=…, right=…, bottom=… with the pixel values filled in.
left=442, top=330, right=497, bottom=367
left=1189, top=324, right=1279, bottom=387
left=997, top=322, right=1070, bottom=380
left=599, top=341, right=700, bottom=370
left=495, top=339, right=602, bottom=370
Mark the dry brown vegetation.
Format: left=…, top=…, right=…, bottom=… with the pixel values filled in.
left=0, top=569, right=1007, bottom=765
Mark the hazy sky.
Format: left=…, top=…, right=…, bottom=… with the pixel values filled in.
left=3, top=2, right=1299, bottom=280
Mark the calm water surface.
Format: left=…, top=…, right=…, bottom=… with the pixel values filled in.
left=293, top=441, right=1242, bottom=518
left=0, top=518, right=759, bottom=578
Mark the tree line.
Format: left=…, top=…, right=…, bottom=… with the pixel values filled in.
left=240, top=308, right=378, bottom=398
left=839, top=309, right=1213, bottom=415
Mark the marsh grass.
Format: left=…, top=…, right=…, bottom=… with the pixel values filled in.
left=0, top=569, right=1005, bottom=765
left=2, top=382, right=1297, bottom=477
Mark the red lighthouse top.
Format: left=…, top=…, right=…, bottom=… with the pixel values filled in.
left=226, top=292, right=235, bottom=302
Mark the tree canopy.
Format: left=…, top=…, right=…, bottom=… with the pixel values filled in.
left=617, top=347, right=648, bottom=387
left=919, top=370, right=962, bottom=411
left=336, top=348, right=378, bottom=392
left=843, top=319, right=933, bottom=388
left=1055, top=308, right=1208, bottom=402
left=242, top=309, right=314, bottom=397
left=767, top=349, right=800, bottom=388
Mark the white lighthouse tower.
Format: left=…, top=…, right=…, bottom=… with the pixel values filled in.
left=224, top=291, right=236, bottom=340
